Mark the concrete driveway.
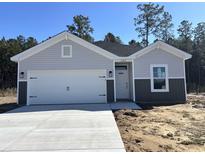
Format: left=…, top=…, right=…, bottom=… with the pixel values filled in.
left=0, top=104, right=125, bottom=152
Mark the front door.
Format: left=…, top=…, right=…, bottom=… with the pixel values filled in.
left=115, top=65, right=130, bottom=100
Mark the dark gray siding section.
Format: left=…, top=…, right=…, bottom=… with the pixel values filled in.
left=106, top=80, right=114, bottom=102
left=135, top=79, right=186, bottom=104
left=18, top=81, right=27, bottom=105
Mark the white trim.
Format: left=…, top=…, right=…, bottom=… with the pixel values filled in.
left=11, top=31, right=118, bottom=62
left=106, top=78, right=115, bottom=80
left=27, top=70, right=30, bottom=106
left=19, top=79, right=27, bottom=82
left=113, top=60, right=116, bottom=102
left=11, top=33, right=192, bottom=63
left=150, top=64, right=169, bottom=93
left=17, top=61, right=19, bottom=104
left=61, top=45, right=72, bottom=58
left=134, top=77, right=150, bottom=80
left=11, top=32, right=66, bottom=62
left=114, top=58, right=134, bottom=62
left=105, top=76, right=108, bottom=103
left=67, top=33, right=119, bottom=60
left=134, top=77, right=185, bottom=80
left=129, top=41, right=192, bottom=60
left=183, top=60, right=187, bottom=101
left=132, top=60, right=135, bottom=102
left=168, top=76, right=185, bottom=79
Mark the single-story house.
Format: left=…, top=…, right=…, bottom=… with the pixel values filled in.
left=11, top=31, right=192, bottom=106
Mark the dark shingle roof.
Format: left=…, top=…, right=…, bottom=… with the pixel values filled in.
left=94, top=41, right=142, bottom=57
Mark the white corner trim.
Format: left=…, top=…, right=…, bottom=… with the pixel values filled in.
left=150, top=64, right=169, bottom=93
left=17, top=61, right=19, bottom=104
left=26, top=70, right=30, bottom=106
left=183, top=60, right=187, bottom=101
left=105, top=75, right=108, bottom=103
left=132, top=60, right=135, bottom=102
left=113, top=60, right=116, bottom=102
left=61, top=45, right=72, bottom=58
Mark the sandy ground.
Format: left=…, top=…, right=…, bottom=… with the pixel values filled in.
left=114, top=94, right=205, bottom=152
left=0, top=96, right=16, bottom=105
left=0, top=96, right=18, bottom=113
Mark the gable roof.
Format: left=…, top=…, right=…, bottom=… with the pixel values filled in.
left=128, top=41, right=192, bottom=60
left=11, top=31, right=118, bottom=62
left=11, top=31, right=192, bottom=62
left=94, top=41, right=142, bottom=57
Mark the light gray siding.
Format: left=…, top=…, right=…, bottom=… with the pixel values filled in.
left=19, top=39, right=113, bottom=80
left=134, top=48, right=184, bottom=78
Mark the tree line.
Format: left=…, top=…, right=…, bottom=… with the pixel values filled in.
left=0, top=36, right=37, bottom=88
left=0, top=2, right=205, bottom=93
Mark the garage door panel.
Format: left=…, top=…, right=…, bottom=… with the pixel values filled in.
left=28, top=70, right=106, bottom=105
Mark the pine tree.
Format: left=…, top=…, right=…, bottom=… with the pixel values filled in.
left=153, top=12, right=174, bottom=42
left=177, top=20, right=193, bottom=93
left=67, top=15, right=94, bottom=42
left=134, top=3, right=164, bottom=46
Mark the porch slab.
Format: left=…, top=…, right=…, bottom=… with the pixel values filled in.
left=109, top=102, right=141, bottom=110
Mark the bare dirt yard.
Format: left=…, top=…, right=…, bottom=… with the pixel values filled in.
left=114, top=94, right=205, bottom=152
left=0, top=88, right=18, bottom=113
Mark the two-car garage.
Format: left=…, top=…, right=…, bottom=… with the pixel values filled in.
left=27, top=70, right=107, bottom=105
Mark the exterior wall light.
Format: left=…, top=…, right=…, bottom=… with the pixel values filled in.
left=109, top=71, right=113, bottom=77
left=20, top=72, right=24, bottom=79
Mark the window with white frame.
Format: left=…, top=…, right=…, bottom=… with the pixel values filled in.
left=150, top=64, right=169, bottom=92
left=61, top=45, right=72, bottom=58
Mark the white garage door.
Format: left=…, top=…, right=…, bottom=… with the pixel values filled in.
left=27, top=70, right=107, bottom=105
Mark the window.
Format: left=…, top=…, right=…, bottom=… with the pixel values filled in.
left=150, top=64, right=169, bottom=92
left=61, top=45, right=72, bottom=58
left=115, top=66, right=127, bottom=70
